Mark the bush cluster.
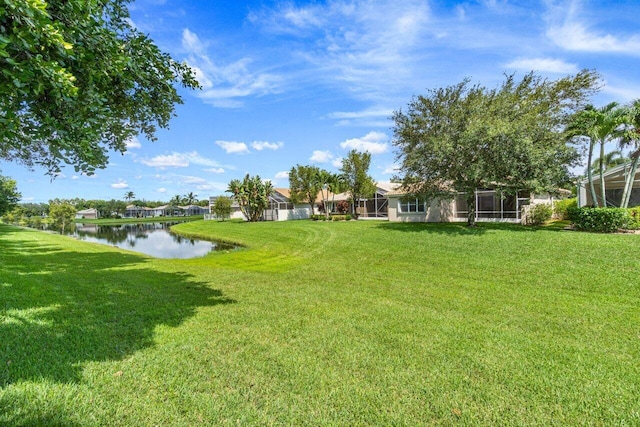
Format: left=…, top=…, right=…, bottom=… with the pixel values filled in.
left=525, top=203, right=553, bottom=226
left=568, top=207, right=633, bottom=233
left=553, top=198, right=577, bottom=220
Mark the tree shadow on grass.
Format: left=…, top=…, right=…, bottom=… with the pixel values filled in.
left=0, top=228, right=235, bottom=388
left=374, top=221, right=560, bottom=235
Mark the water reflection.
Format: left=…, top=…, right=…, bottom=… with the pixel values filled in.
left=70, top=223, right=236, bottom=259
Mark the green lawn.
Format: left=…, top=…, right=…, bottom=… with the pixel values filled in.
left=1, top=220, right=639, bottom=425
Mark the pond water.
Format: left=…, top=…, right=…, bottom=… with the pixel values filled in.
left=70, top=222, right=236, bottom=259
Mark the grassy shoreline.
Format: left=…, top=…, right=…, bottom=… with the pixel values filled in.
left=1, top=220, right=639, bottom=425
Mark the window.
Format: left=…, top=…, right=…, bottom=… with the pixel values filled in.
left=398, top=198, right=426, bottom=213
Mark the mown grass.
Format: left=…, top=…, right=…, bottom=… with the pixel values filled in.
left=1, top=220, right=639, bottom=425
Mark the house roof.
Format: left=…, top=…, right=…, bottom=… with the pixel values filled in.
left=578, top=161, right=640, bottom=186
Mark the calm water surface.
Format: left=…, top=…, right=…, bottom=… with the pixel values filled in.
left=71, top=222, right=236, bottom=259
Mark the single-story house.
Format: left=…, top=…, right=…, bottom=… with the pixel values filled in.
left=75, top=208, right=99, bottom=220
left=577, top=162, right=640, bottom=207
left=181, top=204, right=209, bottom=216
left=386, top=187, right=561, bottom=223
left=263, top=188, right=316, bottom=221
left=325, top=182, right=400, bottom=218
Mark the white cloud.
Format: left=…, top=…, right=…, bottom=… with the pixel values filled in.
left=72, top=176, right=80, bottom=180
left=546, top=1, right=640, bottom=55
left=310, top=150, right=334, bottom=163
left=327, top=108, right=393, bottom=127
left=340, top=131, right=389, bottom=154
left=179, top=175, right=208, bottom=185
left=126, top=136, right=142, bottom=149
left=254, top=0, right=431, bottom=101
left=182, top=29, right=283, bottom=108
left=382, top=164, right=400, bottom=175
left=157, top=187, right=167, bottom=193
left=140, top=151, right=221, bottom=168
left=251, top=141, right=284, bottom=151
left=111, top=180, right=129, bottom=189
left=505, top=57, right=578, bottom=74
left=205, top=167, right=226, bottom=174
left=141, top=153, right=190, bottom=168
left=216, top=140, right=250, bottom=154
left=275, top=171, right=289, bottom=179
left=332, top=157, right=343, bottom=168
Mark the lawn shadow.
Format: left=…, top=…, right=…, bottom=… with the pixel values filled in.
left=374, top=221, right=560, bottom=235
left=0, top=228, right=235, bottom=388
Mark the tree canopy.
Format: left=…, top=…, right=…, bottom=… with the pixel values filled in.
left=0, top=0, right=199, bottom=175
left=340, top=150, right=376, bottom=217
left=288, top=165, right=326, bottom=214
left=227, top=174, right=273, bottom=222
left=0, top=172, right=21, bottom=216
left=393, top=70, right=600, bottom=225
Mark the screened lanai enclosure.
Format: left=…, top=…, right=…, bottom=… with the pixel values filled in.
left=455, top=190, right=531, bottom=222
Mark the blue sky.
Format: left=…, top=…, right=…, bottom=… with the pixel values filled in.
left=5, top=0, right=640, bottom=203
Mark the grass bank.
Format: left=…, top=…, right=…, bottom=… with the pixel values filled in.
left=1, top=220, right=639, bottom=425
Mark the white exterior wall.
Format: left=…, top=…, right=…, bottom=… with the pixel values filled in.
left=275, top=206, right=312, bottom=221
left=387, top=197, right=456, bottom=222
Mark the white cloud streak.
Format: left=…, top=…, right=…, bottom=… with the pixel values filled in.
left=215, top=140, right=250, bottom=154
left=181, top=28, right=283, bottom=108
left=545, top=0, right=640, bottom=55
left=340, top=131, right=389, bottom=154
left=310, top=150, right=334, bottom=163
left=251, top=141, right=284, bottom=151
left=504, top=57, right=578, bottom=74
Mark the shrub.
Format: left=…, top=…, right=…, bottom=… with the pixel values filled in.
left=627, top=207, right=640, bottom=230
left=311, top=214, right=327, bottom=221
left=525, top=203, right=553, bottom=226
left=553, top=198, right=577, bottom=220
left=336, top=200, right=349, bottom=214
left=570, top=207, right=630, bottom=233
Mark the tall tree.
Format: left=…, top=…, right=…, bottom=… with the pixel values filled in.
left=124, top=191, right=136, bottom=203
left=619, top=99, right=640, bottom=208
left=183, top=192, right=198, bottom=205
left=393, top=70, right=599, bottom=226
left=49, top=202, right=76, bottom=234
left=568, top=102, right=627, bottom=206
left=0, top=173, right=21, bottom=217
left=227, top=174, right=273, bottom=222
left=169, top=195, right=183, bottom=206
left=212, top=197, right=232, bottom=221
left=340, top=150, right=377, bottom=217
left=0, top=0, right=199, bottom=176
left=288, top=165, right=323, bottom=214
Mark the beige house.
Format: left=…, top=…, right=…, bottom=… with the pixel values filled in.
left=75, top=208, right=99, bottom=220
left=387, top=187, right=556, bottom=223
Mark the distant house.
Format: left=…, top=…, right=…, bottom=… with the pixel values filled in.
left=181, top=205, right=209, bottom=216
left=577, top=162, right=640, bottom=207
left=75, top=208, right=99, bottom=220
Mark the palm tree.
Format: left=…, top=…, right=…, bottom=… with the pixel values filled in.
left=183, top=191, right=198, bottom=205
left=124, top=191, right=135, bottom=203
left=568, top=103, right=626, bottom=206
left=619, top=99, right=640, bottom=208
left=590, top=149, right=628, bottom=174
left=315, top=169, right=333, bottom=219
